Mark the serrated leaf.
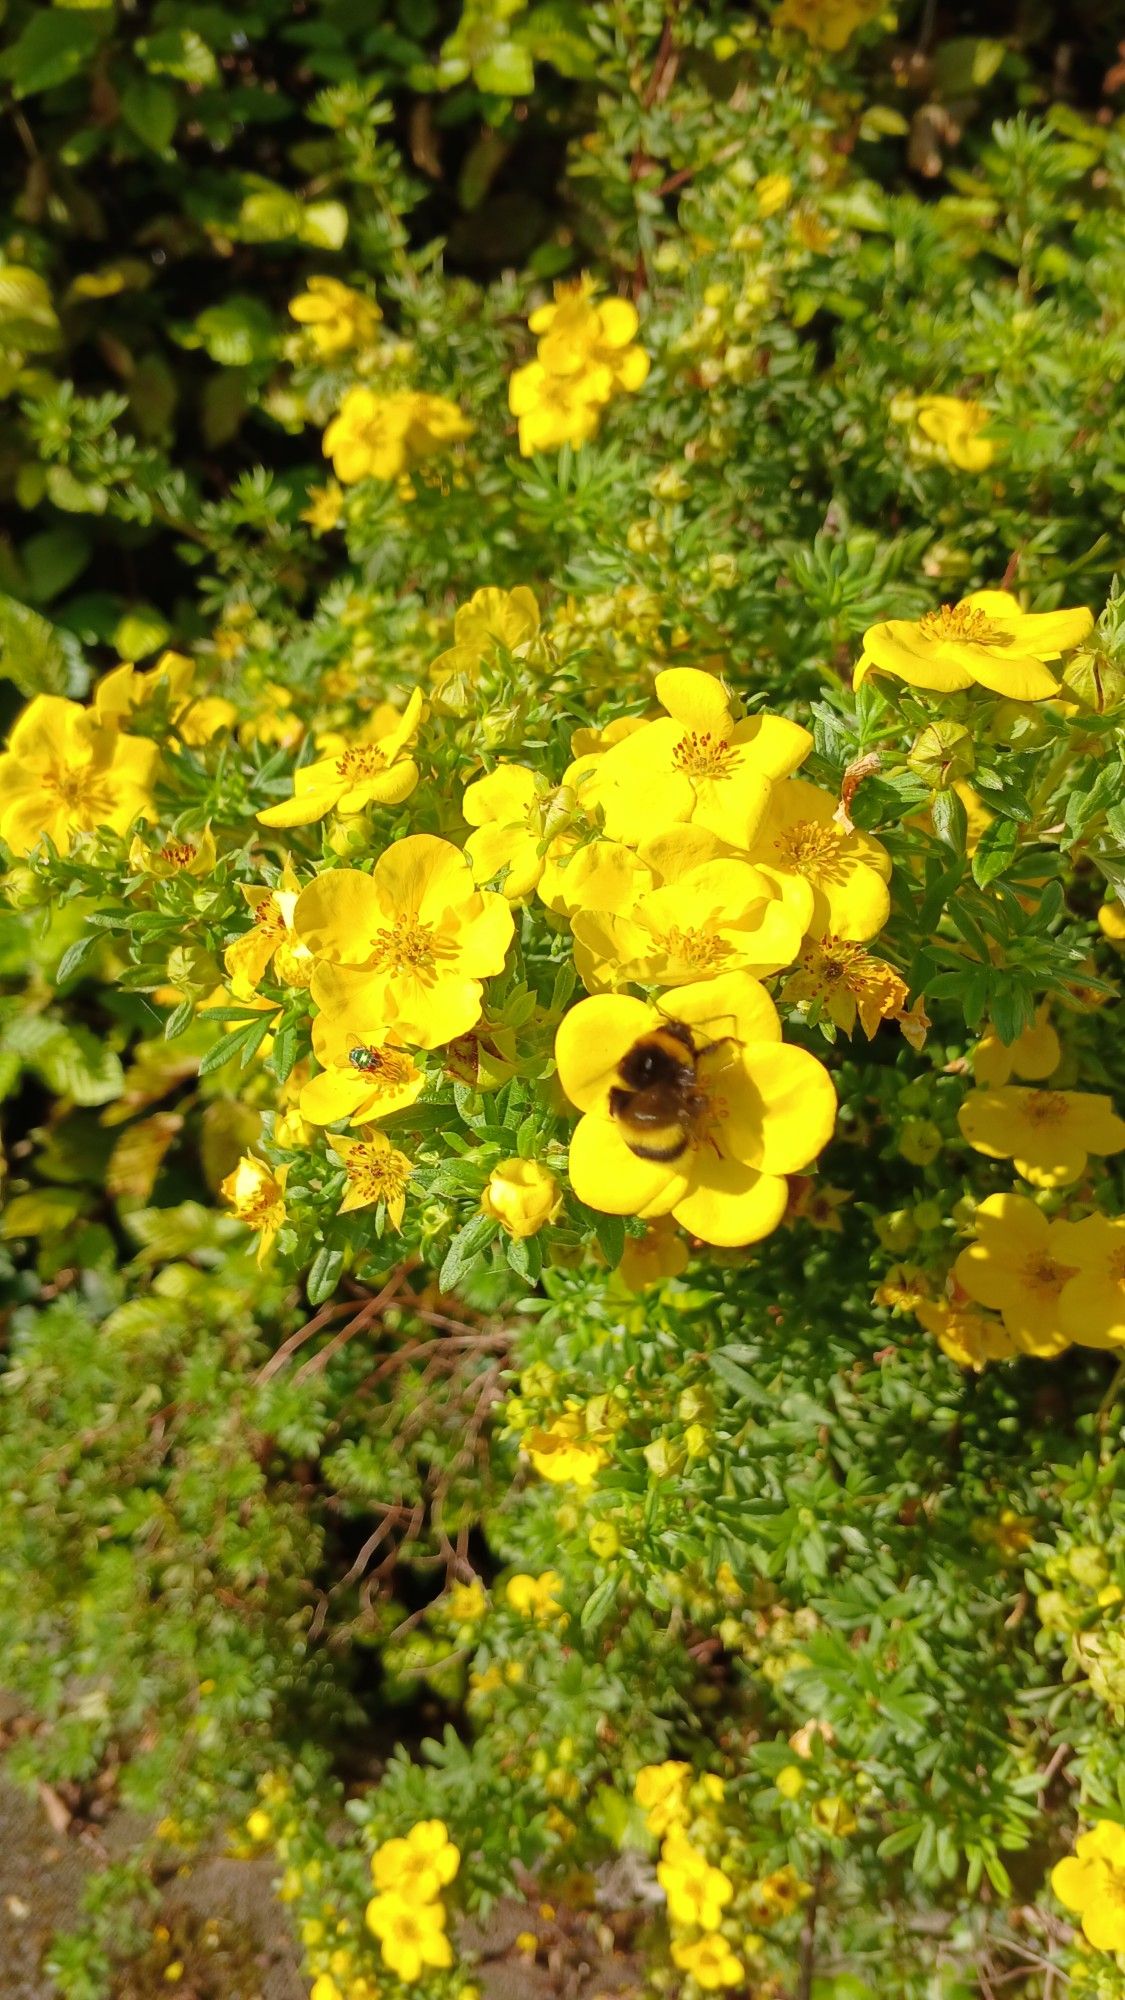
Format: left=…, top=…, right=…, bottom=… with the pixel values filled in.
left=307, top=1245, right=344, bottom=1306
left=439, top=1211, right=497, bottom=1294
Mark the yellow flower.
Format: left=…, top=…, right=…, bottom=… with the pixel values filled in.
left=538, top=837, right=651, bottom=925
left=176, top=695, right=238, bottom=746
left=310, top=1977, right=342, bottom=2000
left=575, top=667, right=811, bottom=849
left=951, top=1192, right=1084, bottom=1355
left=1098, top=898, right=1125, bottom=942
left=747, top=1864, right=811, bottom=1925
left=445, top=1579, right=487, bottom=1624
left=365, top=1893, right=453, bottom=1981
left=505, top=1570, right=565, bottom=1621
left=1053, top=1211, right=1125, bottom=1350
left=332, top=1132, right=412, bottom=1228
left=657, top=1831, right=733, bottom=1930
left=555, top=971, right=837, bottom=1249
left=371, top=1820, right=460, bottom=1901
left=572, top=851, right=809, bottom=991
left=617, top=1216, right=690, bottom=1290
left=782, top=936, right=908, bottom=1035
left=634, top=1761, right=690, bottom=1837
left=245, top=1808, right=272, bottom=1841
left=812, top=1794, right=857, bottom=1837
left=323, top=388, right=470, bottom=484
left=971, top=1009, right=1059, bottom=1086
left=94, top=649, right=195, bottom=726
left=873, top=1263, right=931, bottom=1312
left=670, top=1935, right=743, bottom=1991
left=463, top=764, right=556, bottom=901
left=855, top=590, right=1094, bottom=701
left=299, top=1042, right=425, bottom=1129
left=219, top=1155, right=288, bottom=1264
left=302, top=481, right=345, bottom=534
left=531, top=278, right=649, bottom=390
left=224, top=868, right=312, bottom=1000
left=893, top=392, right=997, bottom=472
left=776, top=1764, right=805, bottom=1799
left=774, top=0, right=884, bottom=50
left=257, top=690, right=423, bottom=828
left=430, top=586, right=541, bottom=710
left=509, top=359, right=612, bottom=455
left=958, top=1085, right=1125, bottom=1188
left=1052, top=1820, right=1125, bottom=1954
left=754, top=171, right=793, bottom=217
left=482, top=1158, right=560, bottom=1238
left=293, top=835, right=514, bottom=1050
left=128, top=827, right=217, bottom=879
left=748, top=779, right=891, bottom=941
left=523, top=1413, right=607, bottom=1487
left=0, top=694, right=159, bottom=857
left=288, top=276, right=381, bottom=356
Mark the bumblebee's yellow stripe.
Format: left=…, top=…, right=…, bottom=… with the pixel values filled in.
left=622, top=1119, right=689, bottom=1163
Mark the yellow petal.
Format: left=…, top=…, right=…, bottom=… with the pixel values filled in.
left=655, top=668, right=731, bottom=734
left=294, top=870, right=386, bottom=962
left=668, top=970, right=782, bottom=1047
left=672, top=1157, right=789, bottom=1248
left=718, top=1043, right=837, bottom=1173
left=567, top=1112, right=686, bottom=1217
left=555, top=994, right=654, bottom=1112
left=462, top=763, right=539, bottom=827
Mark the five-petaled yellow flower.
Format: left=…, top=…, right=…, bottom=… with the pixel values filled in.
left=748, top=777, right=892, bottom=940
left=856, top=590, right=1093, bottom=701
left=257, top=691, right=423, bottom=828
left=509, top=275, right=648, bottom=455
left=671, top=1935, right=744, bottom=1991
left=219, top=1155, right=288, bottom=1264
left=294, top=834, right=514, bottom=1050
left=324, top=386, right=471, bottom=485
left=914, top=1299, right=1017, bottom=1371
left=523, top=1413, right=607, bottom=1487
left=951, top=1192, right=1086, bottom=1356
left=370, top=1819, right=460, bottom=1901
left=1052, top=1819, right=1125, bottom=1954
left=893, top=392, right=997, bottom=472
left=288, top=275, right=381, bottom=356
left=365, top=1893, right=452, bottom=1981
left=332, top=1131, right=413, bottom=1226
left=958, top=1085, right=1125, bottom=1187
left=555, top=970, right=837, bottom=1248
left=574, top=667, right=811, bottom=849
left=300, top=1039, right=425, bottom=1129
left=657, top=1830, right=733, bottom=1930
left=0, top=694, right=158, bottom=857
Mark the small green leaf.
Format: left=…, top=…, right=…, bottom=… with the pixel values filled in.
left=970, top=814, right=1019, bottom=888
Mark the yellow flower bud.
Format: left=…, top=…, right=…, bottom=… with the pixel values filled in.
left=481, top=1158, right=560, bottom=1239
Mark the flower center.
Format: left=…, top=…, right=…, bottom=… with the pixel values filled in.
left=651, top=923, right=730, bottom=972
left=672, top=729, right=737, bottom=781
left=351, top=1046, right=416, bottom=1091
left=773, top=818, right=842, bottom=880
left=1020, top=1252, right=1078, bottom=1298
left=335, top=745, right=388, bottom=781
left=159, top=840, right=196, bottom=868
left=368, top=915, right=439, bottom=973
left=1023, top=1090, right=1070, bottom=1127
left=917, top=603, right=1008, bottom=647
left=43, top=765, right=112, bottom=819
left=345, top=1144, right=412, bottom=1206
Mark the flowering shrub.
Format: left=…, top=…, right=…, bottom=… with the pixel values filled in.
left=0, top=4, right=1124, bottom=1999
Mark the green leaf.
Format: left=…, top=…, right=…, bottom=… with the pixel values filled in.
left=1, top=1187, right=87, bottom=1239
left=55, top=932, right=100, bottom=985
left=579, top=1571, right=617, bottom=1632
left=0, top=594, right=68, bottom=696
left=931, top=787, right=968, bottom=854
left=970, top=814, right=1019, bottom=888
left=121, top=76, right=178, bottom=152
left=136, top=27, right=218, bottom=87
left=307, top=1245, right=344, bottom=1307
left=0, top=11, right=106, bottom=98
left=590, top=1209, right=625, bottom=1269
left=439, top=1211, right=497, bottom=1294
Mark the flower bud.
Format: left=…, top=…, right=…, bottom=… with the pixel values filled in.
left=1062, top=648, right=1125, bottom=713
left=907, top=720, right=975, bottom=789
left=481, top=1158, right=560, bottom=1239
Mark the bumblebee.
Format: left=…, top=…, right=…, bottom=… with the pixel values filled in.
left=608, top=1021, right=711, bottom=1163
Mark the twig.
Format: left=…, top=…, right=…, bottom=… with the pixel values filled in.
left=1037, top=1740, right=1072, bottom=1809
left=796, top=1859, right=827, bottom=2000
